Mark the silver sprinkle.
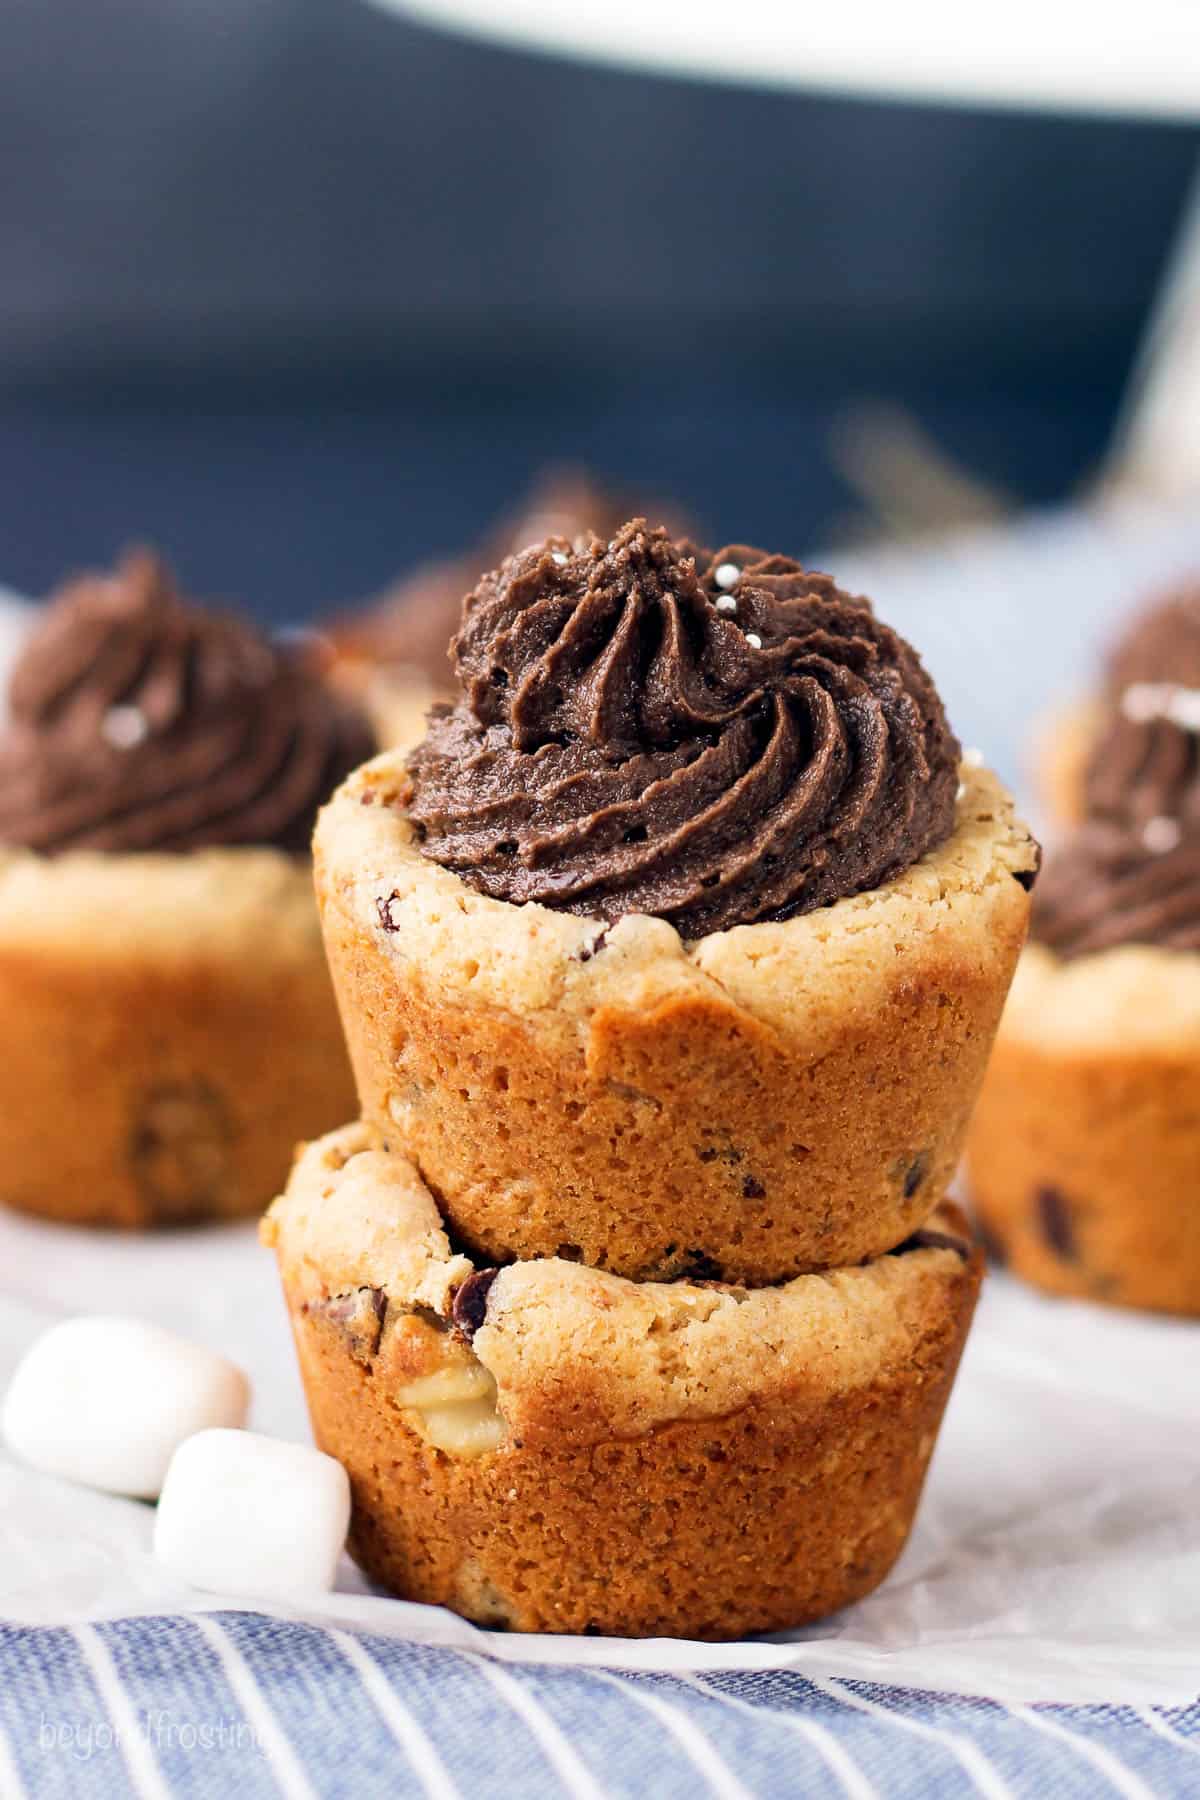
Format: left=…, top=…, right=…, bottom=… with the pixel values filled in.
left=1170, top=690, right=1200, bottom=732
left=745, top=632, right=763, bottom=649
left=101, top=705, right=148, bottom=750
left=1143, top=814, right=1182, bottom=854
left=1123, top=682, right=1166, bottom=724
left=1121, top=682, right=1200, bottom=732
left=551, top=550, right=568, bottom=566
left=715, top=595, right=738, bottom=615
left=714, top=563, right=741, bottom=591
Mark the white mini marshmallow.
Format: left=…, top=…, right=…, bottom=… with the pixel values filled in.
left=2, top=1316, right=250, bottom=1500
left=155, top=1429, right=350, bottom=1598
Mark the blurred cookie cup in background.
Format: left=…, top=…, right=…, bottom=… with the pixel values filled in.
left=265, top=1124, right=983, bottom=1639
left=966, top=812, right=1200, bottom=1314
left=322, top=467, right=693, bottom=749
left=0, top=551, right=374, bottom=1228
left=315, top=522, right=1038, bottom=1283
left=1033, top=696, right=1101, bottom=829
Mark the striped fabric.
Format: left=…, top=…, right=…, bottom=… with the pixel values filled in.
left=0, top=1614, right=1195, bottom=1798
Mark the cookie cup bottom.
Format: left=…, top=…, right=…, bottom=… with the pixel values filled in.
left=267, top=1125, right=982, bottom=1639
left=967, top=943, right=1200, bottom=1314
left=0, top=848, right=358, bottom=1227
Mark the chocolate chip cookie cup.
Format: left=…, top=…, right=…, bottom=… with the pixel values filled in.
left=1034, top=698, right=1100, bottom=828
left=325, top=473, right=694, bottom=751
left=315, top=526, right=1038, bottom=1284
left=265, top=1124, right=983, bottom=1640
left=359, top=667, right=438, bottom=752
left=0, top=849, right=358, bottom=1226
left=966, top=825, right=1200, bottom=1315
left=0, top=553, right=372, bottom=1228
left=321, top=651, right=437, bottom=753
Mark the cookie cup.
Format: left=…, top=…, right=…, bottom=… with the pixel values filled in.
left=0, top=848, right=357, bottom=1227
left=1034, top=698, right=1102, bottom=827
left=314, top=752, right=1036, bottom=1283
left=966, top=942, right=1200, bottom=1314
left=327, top=655, right=436, bottom=752
left=265, top=1124, right=982, bottom=1640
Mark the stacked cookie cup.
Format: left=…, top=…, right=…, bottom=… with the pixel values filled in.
left=267, top=524, right=1038, bottom=1638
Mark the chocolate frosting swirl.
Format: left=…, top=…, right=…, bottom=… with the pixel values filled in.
left=1082, top=581, right=1200, bottom=832
left=1033, top=817, right=1200, bottom=960
left=1032, top=578, right=1200, bottom=960
left=1083, top=703, right=1200, bottom=835
left=406, top=521, right=961, bottom=936
left=1105, top=581, right=1200, bottom=693
left=0, top=551, right=374, bottom=855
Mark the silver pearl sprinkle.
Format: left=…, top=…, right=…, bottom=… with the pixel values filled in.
left=101, top=705, right=148, bottom=750
left=1122, top=681, right=1200, bottom=733
left=745, top=632, right=763, bottom=649
left=1143, top=814, right=1182, bottom=854
left=714, top=563, right=741, bottom=591
left=715, top=595, right=738, bottom=616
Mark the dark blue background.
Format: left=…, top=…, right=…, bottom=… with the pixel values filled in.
left=2, top=1, right=1196, bottom=620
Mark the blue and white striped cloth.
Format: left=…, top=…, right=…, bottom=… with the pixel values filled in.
left=0, top=1614, right=1196, bottom=1798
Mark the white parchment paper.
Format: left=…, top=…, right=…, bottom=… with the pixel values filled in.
left=1, top=1208, right=1197, bottom=1707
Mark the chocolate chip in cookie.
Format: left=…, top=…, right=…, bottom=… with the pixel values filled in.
left=304, top=1287, right=388, bottom=1364
left=903, top=1151, right=932, bottom=1200
left=129, top=1080, right=233, bottom=1220
left=1036, top=1185, right=1078, bottom=1261
left=452, top=1269, right=499, bottom=1340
